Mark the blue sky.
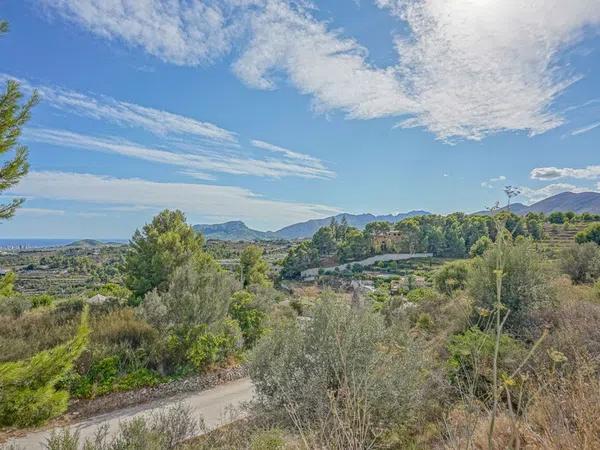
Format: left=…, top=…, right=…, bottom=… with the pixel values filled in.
left=1, top=0, right=600, bottom=238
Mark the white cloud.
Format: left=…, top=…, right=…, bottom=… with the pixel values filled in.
left=25, top=128, right=335, bottom=179
left=380, top=0, right=600, bottom=140
left=38, top=0, right=237, bottom=65
left=2, top=74, right=237, bottom=144
left=571, top=121, right=600, bottom=136
left=520, top=183, right=595, bottom=203
left=10, top=171, right=340, bottom=230
left=38, top=0, right=600, bottom=141
left=234, top=1, right=416, bottom=119
left=481, top=175, right=506, bottom=189
left=530, top=166, right=600, bottom=180
left=250, top=139, right=325, bottom=169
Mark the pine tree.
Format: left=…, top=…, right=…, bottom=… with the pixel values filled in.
left=0, top=306, right=90, bottom=426
left=0, top=20, right=39, bottom=220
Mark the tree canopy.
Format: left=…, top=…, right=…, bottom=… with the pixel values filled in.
left=124, top=209, right=212, bottom=299
left=0, top=22, right=38, bottom=220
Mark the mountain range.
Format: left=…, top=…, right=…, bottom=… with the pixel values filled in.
left=195, top=211, right=430, bottom=241
left=474, top=191, right=600, bottom=215
left=195, top=191, right=600, bottom=241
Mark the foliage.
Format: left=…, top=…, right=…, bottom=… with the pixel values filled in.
left=43, top=403, right=197, bottom=450
left=124, top=210, right=210, bottom=299
left=186, top=319, right=242, bottom=370
left=406, top=287, right=437, bottom=303
left=0, top=271, right=16, bottom=297
left=468, top=237, right=555, bottom=332
left=559, top=242, right=600, bottom=284
left=0, top=58, right=38, bottom=219
left=0, top=307, right=89, bottom=427
left=30, top=293, right=55, bottom=308
left=229, top=290, right=267, bottom=347
left=447, top=327, right=526, bottom=398
left=280, top=212, right=545, bottom=278
left=434, top=260, right=470, bottom=295
left=93, top=282, right=132, bottom=301
left=250, top=295, right=430, bottom=447
left=0, top=296, right=31, bottom=318
left=280, top=241, right=318, bottom=279
left=575, top=222, right=600, bottom=245
left=140, top=258, right=238, bottom=331
left=238, top=245, right=271, bottom=288
left=469, top=235, right=492, bottom=257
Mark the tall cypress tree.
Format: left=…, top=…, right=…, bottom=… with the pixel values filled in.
left=0, top=20, right=38, bottom=219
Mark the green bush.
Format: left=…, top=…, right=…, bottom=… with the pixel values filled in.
left=187, top=319, right=242, bottom=370
left=560, top=243, right=600, bottom=284
left=447, top=327, right=526, bottom=399
left=0, top=296, right=31, bottom=318
left=249, top=429, right=286, bottom=450
left=433, top=260, right=470, bottom=295
left=468, top=237, right=555, bottom=332
left=469, top=236, right=492, bottom=257
left=229, top=290, right=267, bottom=347
left=576, top=223, right=600, bottom=245
left=0, top=307, right=89, bottom=427
left=406, top=287, right=437, bottom=303
left=30, top=293, right=55, bottom=308
left=250, top=296, right=430, bottom=447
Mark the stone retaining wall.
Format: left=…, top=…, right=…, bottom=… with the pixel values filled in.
left=67, top=365, right=249, bottom=419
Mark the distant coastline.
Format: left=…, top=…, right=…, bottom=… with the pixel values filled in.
left=0, top=238, right=128, bottom=250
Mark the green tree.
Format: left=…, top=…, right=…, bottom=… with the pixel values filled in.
left=548, top=211, right=566, bottom=224
left=281, top=241, right=319, bottom=279
left=124, top=210, right=209, bottom=299
left=576, top=223, right=600, bottom=246
left=0, top=306, right=89, bottom=426
left=0, top=23, right=38, bottom=219
left=239, top=245, right=271, bottom=288
left=311, top=226, right=337, bottom=255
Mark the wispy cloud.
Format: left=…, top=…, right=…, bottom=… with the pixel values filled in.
left=38, top=0, right=237, bottom=65
left=38, top=0, right=600, bottom=141
left=10, top=171, right=341, bottom=230
left=250, top=139, right=326, bottom=169
left=530, top=166, right=600, bottom=180
left=571, top=121, right=600, bottom=136
left=25, top=128, right=335, bottom=179
left=16, top=207, right=66, bottom=216
left=2, top=74, right=237, bottom=144
left=481, top=175, right=506, bottom=189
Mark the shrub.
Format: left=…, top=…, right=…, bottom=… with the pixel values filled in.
left=469, top=236, right=492, bottom=257
left=42, top=403, right=197, bottom=450
left=468, top=237, right=555, bottom=333
left=250, top=295, right=431, bottom=447
left=406, top=287, right=437, bottom=303
left=229, top=290, right=267, bottom=347
left=575, top=223, right=600, bottom=245
left=249, top=429, right=286, bottom=450
left=140, top=259, right=238, bottom=331
left=187, top=319, right=242, bottom=371
left=0, top=307, right=89, bottom=427
left=434, top=260, right=470, bottom=295
left=559, top=242, right=600, bottom=284
left=447, top=327, right=526, bottom=399
left=30, top=293, right=55, bottom=308
left=0, top=296, right=31, bottom=318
